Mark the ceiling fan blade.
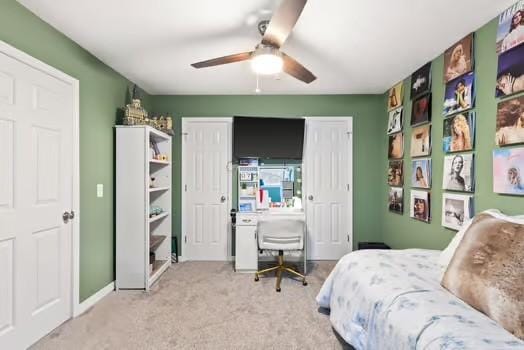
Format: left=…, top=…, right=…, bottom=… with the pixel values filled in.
left=191, top=52, right=253, bottom=68
left=261, top=0, right=307, bottom=48
left=282, top=53, right=316, bottom=84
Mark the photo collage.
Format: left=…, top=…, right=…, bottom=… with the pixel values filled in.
left=440, top=33, right=476, bottom=230
left=387, top=2, right=524, bottom=231
left=386, top=60, right=434, bottom=221
left=409, top=61, right=432, bottom=223
left=494, top=0, right=524, bottom=196
left=387, top=81, right=405, bottom=214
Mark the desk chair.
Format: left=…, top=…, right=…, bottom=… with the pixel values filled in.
left=254, top=216, right=307, bottom=292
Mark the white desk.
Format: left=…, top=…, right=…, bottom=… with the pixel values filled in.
left=235, top=209, right=306, bottom=274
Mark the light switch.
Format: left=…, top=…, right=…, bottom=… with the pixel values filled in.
left=97, top=184, right=104, bottom=198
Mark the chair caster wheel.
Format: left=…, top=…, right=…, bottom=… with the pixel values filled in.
left=302, top=280, right=308, bottom=286
left=276, top=288, right=281, bottom=292
left=254, top=276, right=259, bottom=282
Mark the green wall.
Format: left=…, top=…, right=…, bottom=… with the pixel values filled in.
left=0, top=0, right=147, bottom=301
left=381, top=18, right=524, bottom=250
left=152, top=95, right=384, bottom=254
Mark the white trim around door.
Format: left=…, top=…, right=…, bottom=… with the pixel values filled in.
left=181, top=117, right=233, bottom=261
left=0, top=40, right=82, bottom=318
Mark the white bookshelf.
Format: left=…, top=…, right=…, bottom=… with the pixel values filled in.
left=116, top=125, right=172, bottom=290
left=238, top=166, right=259, bottom=212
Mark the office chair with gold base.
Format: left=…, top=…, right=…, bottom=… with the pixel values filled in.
left=253, top=216, right=307, bottom=292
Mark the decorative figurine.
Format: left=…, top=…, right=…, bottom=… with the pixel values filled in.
left=120, top=85, right=174, bottom=135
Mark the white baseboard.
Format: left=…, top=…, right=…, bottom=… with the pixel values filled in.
left=176, top=256, right=234, bottom=262
left=74, top=281, right=115, bottom=317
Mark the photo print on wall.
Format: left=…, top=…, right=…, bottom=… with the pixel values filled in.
left=388, top=187, right=404, bottom=214
left=410, top=62, right=432, bottom=99
left=496, top=0, right=524, bottom=54
left=443, top=112, right=476, bottom=152
left=411, top=159, right=432, bottom=189
left=443, top=33, right=474, bottom=83
left=388, top=81, right=403, bottom=111
left=493, top=147, right=524, bottom=195
left=443, top=154, right=475, bottom=192
left=388, top=133, right=404, bottom=159
left=443, top=72, right=475, bottom=117
left=410, top=124, right=431, bottom=157
left=496, top=43, right=524, bottom=98
left=410, top=190, right=430, bottom=223
left=442, top=193, right=474, bottom=231
left=411, top=94, right=431, bottom=126
left=387, top=107, right=403, bottom=135
left=388, top=160, right=404, bottom=186
left=495, top=95, right=524, bottom=146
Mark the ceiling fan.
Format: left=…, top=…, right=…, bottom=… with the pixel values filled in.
left=190, top=0, right=316, bottom=84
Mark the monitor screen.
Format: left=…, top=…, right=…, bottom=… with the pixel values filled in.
left=233, top=116, right=305, bottom=160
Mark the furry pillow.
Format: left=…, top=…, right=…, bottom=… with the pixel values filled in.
left=438, top=209, right=524, bottom=270
left=441, top=213, right=524, bottom=339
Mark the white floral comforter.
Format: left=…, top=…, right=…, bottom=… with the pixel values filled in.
left=316, top=249, right=524, bottom=350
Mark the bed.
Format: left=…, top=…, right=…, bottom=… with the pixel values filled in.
left=316, top=249, right=524, bottom=350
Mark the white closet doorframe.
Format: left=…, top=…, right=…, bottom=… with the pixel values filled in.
left=0, top=40, right=82, bottom=317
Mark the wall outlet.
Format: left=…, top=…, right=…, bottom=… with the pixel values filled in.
left=97, top=184, right=104, bottom=198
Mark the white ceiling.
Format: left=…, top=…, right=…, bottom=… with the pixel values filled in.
left=19, top=0, right=515, bottom=95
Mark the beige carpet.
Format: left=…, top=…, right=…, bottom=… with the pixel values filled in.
left=32, top=261, right=353, bottom=350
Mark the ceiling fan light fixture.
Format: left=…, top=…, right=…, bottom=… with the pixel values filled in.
left=250, top=45, right=283, bottom=75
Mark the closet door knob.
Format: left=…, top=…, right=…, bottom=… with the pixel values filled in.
left=308, top=195, right=314, bottom=201
left=62, top=211, right=75, bottom=223
left=220, top=195, right=226, bottom=203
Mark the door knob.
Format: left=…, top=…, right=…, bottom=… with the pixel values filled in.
left=62, top=211, right=75, bottom=223
left=220, top=195, right=226, bottom=203
left=308, top=195, right=314, bottom=201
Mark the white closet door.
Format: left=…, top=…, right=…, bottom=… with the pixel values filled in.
left=304, top=118, right=353, bottom=260
left=0, top=51, right=73, bottom=349
left=183, top=119, right=231, bottom=261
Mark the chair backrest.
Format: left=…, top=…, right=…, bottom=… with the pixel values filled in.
left=257, top=216, right=305, bottom=251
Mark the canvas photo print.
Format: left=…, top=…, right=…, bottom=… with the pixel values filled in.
left=410, top=190, right=430, bottom=223
left=496, top=95, right=524, bottom=146
left=411, top=94, right=431, bottom=126
left=388, top=160, right=404, bottom=186
left=388, top=132, right=404, bottom=159
left=410, top=62, right=431, bottom=99
left=496, top=0, right=524, bottom=54
left=410, top=125, right=431, bottom=157
left=493, top=147, right=524, bottom=195
left=411, top=159, right=431, bottom=189
left=442, top=193, right=473, bottom=231
left=443, top=72, right=475, bottom=116
left=496, top=43, right=524, bottom=98
left=387, top=81, right=403, bottom=111
left=443, top=112, right=475, bottom=152
left=387, top=107, right=403, bottom=135
left=388, top=187, right=403, bottom=214
left=443, top=154, right=475, bottom=192
left=443, top=33, right=474, bottom=83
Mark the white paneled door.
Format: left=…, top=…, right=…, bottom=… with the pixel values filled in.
left=304, top=118, right=353, bottom=260
left=0, top=49, right=73, bottom=349
left=183, top=119, right=231, bottom=261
